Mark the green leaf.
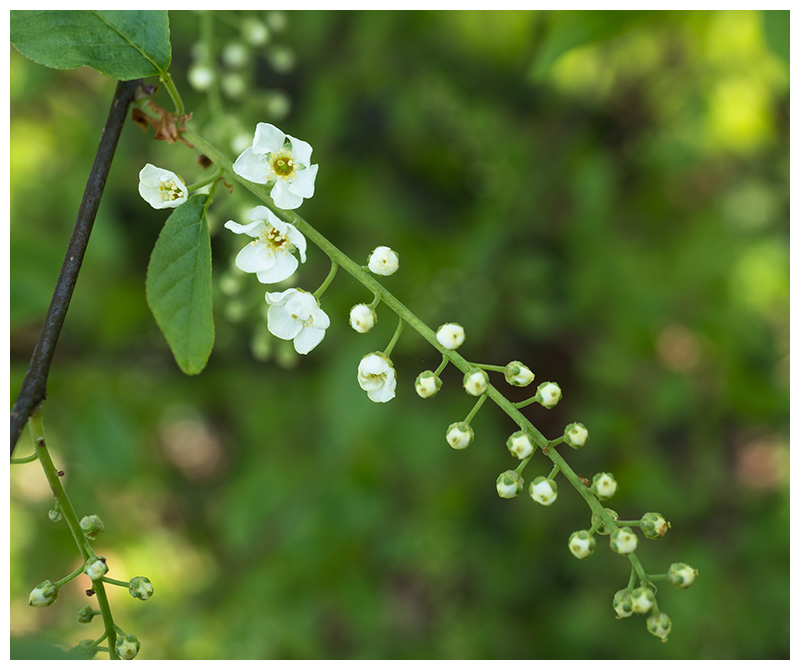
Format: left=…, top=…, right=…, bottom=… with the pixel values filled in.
left=146, top=196, right=215, bottom=376
left=761, top=10, right=789, bottom=67
left=10, top=10, right=171, bottom=80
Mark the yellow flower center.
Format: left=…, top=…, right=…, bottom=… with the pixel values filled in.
left=270, top=150, right=295, bottom=179
left=159, top=179, right=183, bottom=201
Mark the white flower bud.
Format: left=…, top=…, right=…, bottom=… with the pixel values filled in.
left=28, top=580, right=58, bottom=607
left=563, top=422, right=588, bottom=449
left=128, top=576, right=154, bottom=601
left=84, top=557, right=109, bottom=581
left=221, top=41, right=249, bottom=69
left=80, top=514, right=104, bottom=541
left=349, top=304, right=377, bottom=333
left=667, top=562, right=699, bottom=589
left=115, top=633, right=141, bottom=660
left=446, top=422, right=473, bottom=450
left=535, top=381, right=562, bottom=408
left=529, top=476, right=558, bottom=506
left=647, top=611, right=672, bottom=642
left=506, top=431, right=535, bottom=460
left=590, top=507, right=619, bottom=535
left=188, top=64, right=215, bottom=91
left=463, top=369, right=489, bottom=396
left=630, top=586, right=655, bottom=614
left=367, top=246, right=399, bottom=276
left=496, top=470, right=524, bottom=499
left=568, top=530, right=596, bottom=559
left=591, top=472, right=618, bottom=501
left=612, top=589, right=634, bottom=619
left=640, top=512, right=670, bottom=540
left=436, top=323, right=465, bottom=350
left=504, top=361, right=535, bottom=387
left=610, top=527, right=638, bottom=555
left=415, top=371, right=442, bottom=398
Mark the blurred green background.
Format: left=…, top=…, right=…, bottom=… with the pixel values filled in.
left=10, top=10, right=789, bottom=660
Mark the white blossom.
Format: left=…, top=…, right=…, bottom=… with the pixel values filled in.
left=265, top=289, right=329, bottom=354
left=367, top=246, right=400, bottom=276
left=224, top=206, right=307, bottom=284
left=138, top=164, right=188, bottom=209
left=349, top=304, right=377, bottom=333
left=233, top=122, right=318, bottom=210
left=436, top=323, right=465, bottom=350
left=357, top=353, right=396, bottom=403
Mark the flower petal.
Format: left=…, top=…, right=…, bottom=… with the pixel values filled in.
left=264, top=289, right=295, bottom=306
left=290, top=164, right=318, bottom=201
left=235, top=241, right=276, bottom=274
left=287, top=135, right=313, bottom=166
left=252, top=123, right=287, bottom=154
left=255, top=252, right=298, bottom=283
left=283, top=223, right=307, bottom=262
left=233, top=146, right=270, bottom=184
left=267, top=304, right=303, bottom=340
left=224, top=219, right=265, bottom=237
left=270, top=180, right=304, bottom=210
left=293, top=324, right=327, bottom=354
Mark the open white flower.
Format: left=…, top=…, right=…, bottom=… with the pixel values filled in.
left=357, top=353, right=396, bottom=403
left=138, top=164, right=188, bottom=209
left=224, top=206, right=306, bottom=284
left=265, top=289, right=329, bottom=354
left=233, top=122, right=318, bottom=210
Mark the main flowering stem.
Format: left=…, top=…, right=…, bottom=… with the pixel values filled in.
left=182, top=128, right=646, bottom=585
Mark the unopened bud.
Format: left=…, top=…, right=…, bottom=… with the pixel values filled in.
left=446, top=422, right=473, bottom=450
left=349, top=304, right=377, bottom=333
left=568, top=530, right=596, bottom=559
left=535, top=382, right=562, bottom=408
left=29, top=580, right=58, bottom=607
left=504, top=361, right=534, bottom=387
left=529, top=476, right=558, bottom=506
left=128, top=576, right=154, bottom=601
left=591, top=472, right=618, bottom=501
left=415, top=371, right=442, bottom=398
left=85, top=557, right=109, bottom=581
left=647, top=611, right=672, bottom=643
left=630, top=586, right=655, bottom=614
left=667, top=562, right=698, bottom=589
left=640, top=512, right=670, bottom=540
left=463, top=369, right=489, bottom=396
left=115, top=633, right=141, bottom=660
left=496, top=470, right=524, bottom=499
left=563, top=422, right=588, bottom=449
left=612, top=589, right=634, bottom=619
left=77, top=605, right=96, bottom=624
left=506, top=431, right=535, bottom=460
left=609, top=527, right=638, bottom=555
left=436, top=323, right=465, bottom=350
left=590, top=507, right=619, bottom=535
left=79, top=515, right=104, bottom=541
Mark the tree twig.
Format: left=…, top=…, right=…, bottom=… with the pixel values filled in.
left=10, top=78, right=141, bottom=457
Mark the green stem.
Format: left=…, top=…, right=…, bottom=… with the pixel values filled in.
left=515, top=454, right=533, bottom=475
left=616, top=520, right=642, bottom=527
left=383, top=316, right=405, bottom=357
left=180, top=129, right=648, bottom=586
left=474, top=363, right=506, bottom=372
left=313, top=261, right=338, bottom=299
left=434, top=356, right=449, bottom=377
left=464, top=394, right=488, bottom=425
left=28, top=406, right=118, bottom=659
left=514, top=396, right=540, bottom=409
left=53, top=564, right=86, bottom=588
left=10, top=452, right=38, bottom=464
left=159, top=72, right=185, bottom=117
left=547, top=464, right=560, bottom=480
left=101, top=576, right=131, bottom=588
left=368, top=291, right=381, bottom=310
left=647, top=573, right=669, bottom=581
left=188, top=167, right=223, bottom=193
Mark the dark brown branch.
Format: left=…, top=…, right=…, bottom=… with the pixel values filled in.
left=10, top=78, right=141, bottom=457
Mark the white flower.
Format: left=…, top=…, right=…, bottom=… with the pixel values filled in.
left=496, top=470, right=524, bottom=499
left=507, top=431, right=535, bottom=460
left=504, top=361, right=535, bottom=387
left=564, top=422, right=589, bottom=449
left=668, top=562, right=699, bottom=589
left=265, top=289, right=329, bottom=354
left=610, top=527, right=638, bottom=555
left=647, top=611, right=672, bottom=643
left=357, top=353, right=396, bottom=403
left=630, top=586, right=655, bottom=614
left=128, top=576, right=154, bottom=601
left=416, top=371, right=442, bottom=399
left=463, top=369, right=489, bottom=396
left=529, top=476, right=558, bottom=506
left=232, top=122, right=318, bottom=210
left=446, top=422, right=473, bottom=449
left=591, top=472, right=618, bottom=501
left=224, top=206, right=307, bottom=284
left=568, top=530, right=596, bottom=559
left=115, top=633, right=141, bottom=660
left=536, top=381, right=562, bottom=408
left=436, top=323, right=465, bottom=350
left=367, top=246, right=399, bottom=276
left=138, top=164, right=188, bottom=209
left=349, top=304, right=377, bottom=333
left=28, top=580, right=58, bottom=607
left=85, top=557, right=109, bottom=581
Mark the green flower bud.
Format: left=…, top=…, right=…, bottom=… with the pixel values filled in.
left=612, top=589, right=634, bottom=619
left=610, top=527, right=639, bottom=555
left=647, top=611, right=672, bottom=642
left=115, top=633, right=141, bottom=660
left=79, top=514, right=104, bottom=541
left=128, top=576, right=154, bottom=601
left=463, top=368, right=489, bottom=396
left=415, top=370, right=442, bottom=399
left=591, top=472, right=618, bottom=501
left=535, top=381, right=562, bottom=408
left=568, top=530, right=596, bottom=559
left=630, top=586, right=655, bottom=614
left=504, top=361, right=535, bottom=387
left=590, top=507, right=619, bottom=535
left=563, top=422, right=589, bottom=449
left=640, top=512, right=670, bottom=540
left=48, top=507, right=63, bottom=523
left=85, top=557, right=109, bottom=581
left=529, top=476, right=558, bottom=506
left=668, top=562, right=699, bottom=589
left=496, top=470, right=524, bottom=499
left=77, top=605, right=96, bottom=624
left=28, top=579, right=58, bottom=607
left=446, top=422, right=474, bottom=450
left=506, top=431, right=535, bottom=460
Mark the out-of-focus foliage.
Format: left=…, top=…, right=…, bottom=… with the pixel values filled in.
left=10, top=10, right=789, bottom=660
